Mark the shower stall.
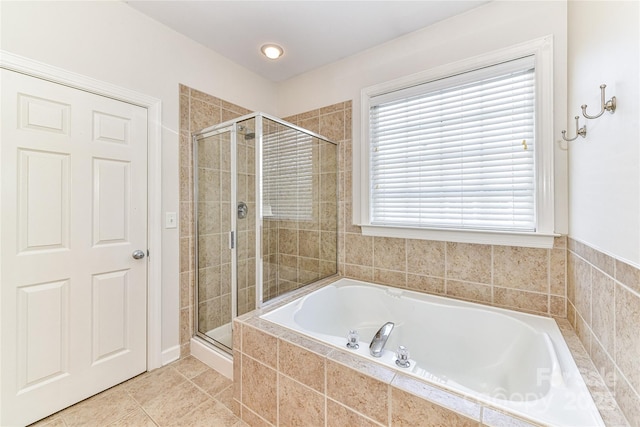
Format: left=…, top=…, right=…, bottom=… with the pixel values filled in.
left=193, top=113, right=338, bottom=353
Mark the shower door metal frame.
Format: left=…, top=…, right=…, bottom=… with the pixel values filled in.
left=254, top=116, right=264, bottom=309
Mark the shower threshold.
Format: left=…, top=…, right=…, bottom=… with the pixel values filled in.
left=205, top=322, right=232, bottom=350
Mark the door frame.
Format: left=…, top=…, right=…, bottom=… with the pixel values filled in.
left=0, top=50, right=163, bottom=370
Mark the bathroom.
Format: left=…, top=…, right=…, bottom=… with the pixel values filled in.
left=0, top=1, right=638, bottom=426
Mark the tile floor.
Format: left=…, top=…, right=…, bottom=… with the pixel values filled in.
left=31, top=357, right=246, bottom=427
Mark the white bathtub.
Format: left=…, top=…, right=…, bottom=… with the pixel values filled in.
left=261, top=278, right=604, bottom=427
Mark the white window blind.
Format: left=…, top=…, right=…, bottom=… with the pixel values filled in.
left=263, top=124, right=313, bottom=221
left=369, top=56, right=536, bottom=232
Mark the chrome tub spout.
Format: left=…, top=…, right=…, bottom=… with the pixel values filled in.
left=369, top=322, right=394, bottom=357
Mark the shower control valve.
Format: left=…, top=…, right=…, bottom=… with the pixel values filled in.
left=346, top=330, right=360, bottom=350
left=395, top=345, right=411, bottom=368
left=237, top=202, right=248, bottom=219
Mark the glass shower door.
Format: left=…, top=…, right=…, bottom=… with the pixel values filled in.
left=194, top=126, right=234, bottom=350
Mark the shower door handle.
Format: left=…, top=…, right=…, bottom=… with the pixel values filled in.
left=132, top=249, right=146, bottom=259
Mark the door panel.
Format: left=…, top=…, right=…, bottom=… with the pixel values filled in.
left=18, top=149, right=71, bottom=252
left=18, top=93, right=70, bottom=135
left=93, top=158, right=130, bottom=245
left=92, top=111, right=131, bottom=145
left=91, top=270, right=129, bottom=364
left=1, top=69, right=148, bottom=426
left=17, top=280, right=70, bottom=390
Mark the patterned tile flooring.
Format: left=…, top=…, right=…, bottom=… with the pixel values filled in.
left=31, top=357, right=245, bottom=427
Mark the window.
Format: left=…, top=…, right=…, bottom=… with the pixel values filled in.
left=359, top=38, right=555, bottom=247
left=371, top=57, right=535, bottom=231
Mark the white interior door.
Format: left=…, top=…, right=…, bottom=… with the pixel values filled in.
left=0, top=69, right=148, bottom=426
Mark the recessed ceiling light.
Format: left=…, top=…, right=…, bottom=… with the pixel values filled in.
left=261, top=44, right=284, bottom=60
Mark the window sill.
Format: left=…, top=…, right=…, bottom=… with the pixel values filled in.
left=360, top=225, right=558, bottom=249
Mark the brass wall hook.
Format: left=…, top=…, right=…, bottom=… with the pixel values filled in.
left=561, top=116, right=587, bottom=142
left=581, top=84, right=617, bottom=119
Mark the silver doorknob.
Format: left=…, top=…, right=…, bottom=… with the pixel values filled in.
left=132, top=250, right=146, bottom=259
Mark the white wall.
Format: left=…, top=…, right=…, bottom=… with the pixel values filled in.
left=567, top=1, right=640, bottom=267
left=0, top=0, right=278, bottom=358
left=276, top=1, right=569, bottom=235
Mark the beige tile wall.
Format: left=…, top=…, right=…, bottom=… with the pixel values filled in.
left=179, top=85, right=252, bottom=356
left=568, top=238, right=640, bottom=424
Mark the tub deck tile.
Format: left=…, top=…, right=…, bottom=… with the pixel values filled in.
left=243, top=316, right=288, bottom=337
left=277, top=330, right=334, bottom=356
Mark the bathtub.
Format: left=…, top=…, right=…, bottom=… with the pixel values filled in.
left=261, top=278, right=604, bottom=427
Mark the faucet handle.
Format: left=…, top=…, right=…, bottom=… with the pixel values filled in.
left=346, top=330, right=360, bottom=349
left=395, top=345, right=411, bottom=368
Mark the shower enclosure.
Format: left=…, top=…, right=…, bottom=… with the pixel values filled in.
left=193, top=113, right=338, bottom=352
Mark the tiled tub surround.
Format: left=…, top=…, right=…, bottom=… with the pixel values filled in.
left=233, top=277, right=629, bottom=427
left=261, top=278, right=603, bottom=426
left=568, top=239, right=640, bottom=425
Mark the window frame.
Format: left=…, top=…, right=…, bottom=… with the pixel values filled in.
left=357, top=36, right=556, bottom=248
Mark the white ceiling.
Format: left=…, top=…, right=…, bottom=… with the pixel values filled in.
left=126, top=1, right=488, bottom=82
